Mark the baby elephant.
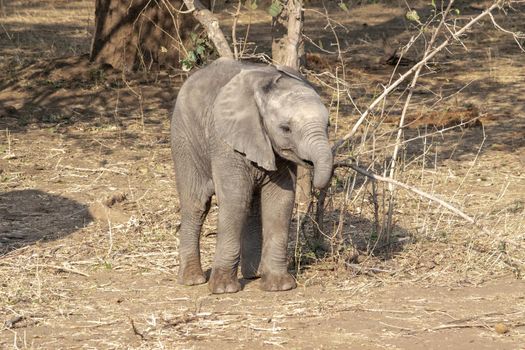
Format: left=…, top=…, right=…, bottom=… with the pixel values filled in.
left=171, top=57, right=333, bottom=293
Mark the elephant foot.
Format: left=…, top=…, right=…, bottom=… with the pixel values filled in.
left=208, top=269, right=241, bottom=294
left=260, top=272, right=297, bottom=292
left=177, top=263, right=206, bottom=286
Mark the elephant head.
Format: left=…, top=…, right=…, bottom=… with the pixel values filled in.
left=212, top=66, right=333, bottom=189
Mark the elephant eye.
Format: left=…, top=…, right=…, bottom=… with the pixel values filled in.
left=279, top=124, right=291, bottom=133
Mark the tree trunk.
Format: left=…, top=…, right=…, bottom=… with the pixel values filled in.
left=90, top=0, right=210, bottom=71
left=271, top=0, right=309, bottom=212
left=182, top=0, right=233, bottom=59
left=271, top=0, right=305, bottom=69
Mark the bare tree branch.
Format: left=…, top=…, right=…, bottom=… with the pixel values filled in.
left=332, top=0, right=504, bottom=154
left=384, top=1, right=457, bottom=235
left=388, top=1, right=455, bottom=187
left=231, top=0, right=242, bottom=60
left=334, top=161, right=476, bottom=224
left=183, top=0, right=233, bottom=58
left=488, top=11, right=525, bottom=52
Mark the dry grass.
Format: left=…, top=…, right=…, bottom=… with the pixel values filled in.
left=0, top=0, right=93, bottom=61
left=1, top=0, right=524, bottom=348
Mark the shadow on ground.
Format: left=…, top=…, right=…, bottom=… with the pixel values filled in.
left=0, top=189, right=93, bottom=255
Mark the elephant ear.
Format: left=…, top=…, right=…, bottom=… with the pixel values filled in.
left=213, top=68, right=279, bottom=171
left=274, top=65, right=317, bottom=90
left=274, top=65, right=304, bottom=82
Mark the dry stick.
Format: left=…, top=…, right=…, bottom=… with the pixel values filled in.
left=429, top=321, right=525, bottom=332
left=132, top=0, right=158, bottom=72
left=389, top=1, right=455, bottom=187
left=231, top=0, right=242, bottom=60
left=488, top=12, right=525, bottom=52
left=385, top=1, right=455, bottom=235
left=240, top=6, right=253, bottom=57
left=44, top=264, right=90, bottom=277
left=183, top=0, right=234, bottom=58
left=332, top=0, right=504, bottom=153
left=384, top=321, right=525, bottom=334
left=335, top=161, right=475, bottom=224
left=59, top=165, right=128, bottom=176
left=345, top=262, right=396, bottom=274
left=357, top=116, right=484, bottom=156
left=129, top=318, right=147, bottom=340
left=160, top=0, right=190, bottom=58
left=320, top=1, right=344, bottom=70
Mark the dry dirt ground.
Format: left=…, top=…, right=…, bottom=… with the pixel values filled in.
left=1, top=0, right=524, bottom=349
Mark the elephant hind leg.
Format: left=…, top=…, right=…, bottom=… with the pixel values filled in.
left=241, top=191, right=263, bottom=280
left=177, top=182, right=214, bottom=286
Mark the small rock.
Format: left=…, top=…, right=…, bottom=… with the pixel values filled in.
left=494, top=323, right=509, bottom=334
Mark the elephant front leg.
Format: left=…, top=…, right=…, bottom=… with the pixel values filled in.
left=209, top=177, right=254, bottom=294
left=259, top=170, right=297, bottom=291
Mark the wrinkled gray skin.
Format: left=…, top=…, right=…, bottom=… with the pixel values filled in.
left=171, top=57, right=333, bottom=293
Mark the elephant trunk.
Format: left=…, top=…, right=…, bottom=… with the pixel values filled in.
left=310, top=143, right=333, bottom=189
left=298, top=127, right=334, bottom=189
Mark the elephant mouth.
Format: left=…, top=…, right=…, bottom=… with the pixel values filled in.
left=280, top=149, right=314, bottom=169
left=300, top=159, right=314, bottom=169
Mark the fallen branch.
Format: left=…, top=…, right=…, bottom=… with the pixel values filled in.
left=383, top=321, right=525, bottom=334
left=183, top=0, right=233, bottom=58
left=428, top=321, right=525, bottom=332
left=332, top=0, right=504, bottom=153
left=130, top=318, right=147, bottom=340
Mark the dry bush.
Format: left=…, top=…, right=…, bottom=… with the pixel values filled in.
left=285, top=0, right=525, bottom=284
